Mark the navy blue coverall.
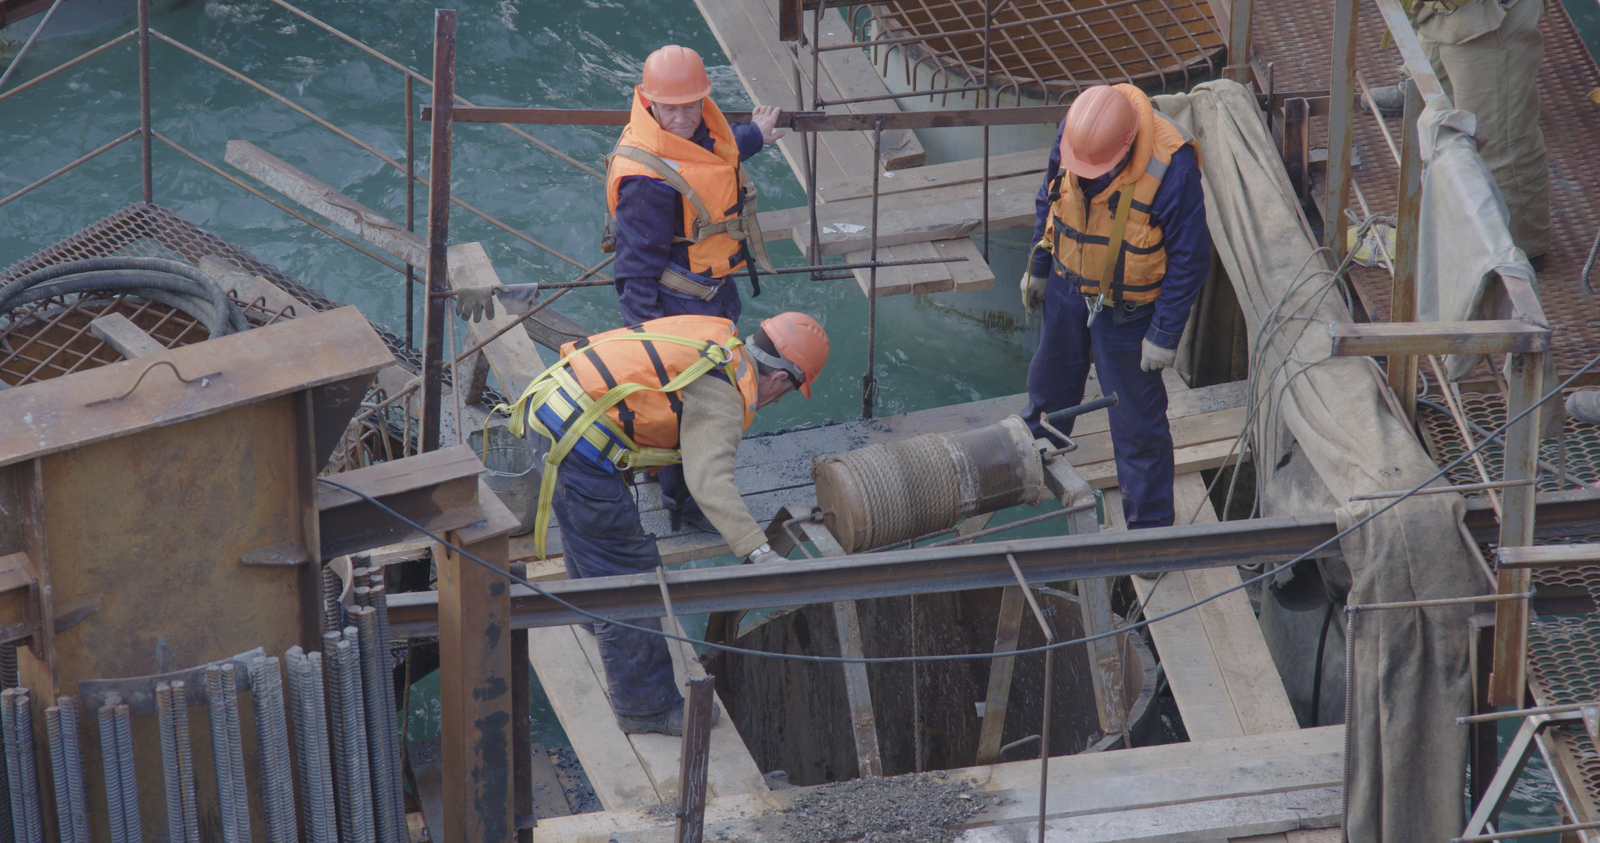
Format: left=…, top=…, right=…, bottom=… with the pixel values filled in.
left=612, top=116, right=765, bottom=518
left=1023, top=120, right=1210, bottom=530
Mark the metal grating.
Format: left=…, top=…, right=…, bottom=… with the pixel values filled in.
left=868, top=0, right=1225, bottom=101
left=1417, top=388, right=1600, bottom=496
left=1252, top=0, right=1600, bottom=380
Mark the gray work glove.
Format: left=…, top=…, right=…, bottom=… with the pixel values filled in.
left=1140, top=338, right=1176, bottom=372
left=1020, top=271, right=1047, bottom=322
left=746, top=543, right=782, bottom=565
left=454, top=284, right=541, bottom=322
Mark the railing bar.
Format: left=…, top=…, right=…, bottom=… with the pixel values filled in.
left=0, top=30, right=135, bottom=104
left=0, top=130, right=139, bottom=210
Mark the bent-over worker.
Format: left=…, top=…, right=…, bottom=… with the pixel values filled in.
left=497, top=312, right=830, bottom=735
left=1020, top=84, right=1210, bottom=530
left=605, top=43, right=785, bottom=530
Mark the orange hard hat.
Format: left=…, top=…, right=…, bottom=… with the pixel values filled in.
left=756, top=313, right=829, bottom=398
left=1059, top=85, right=1139, bottom=179
left=640, top=45, right=713, bottom=105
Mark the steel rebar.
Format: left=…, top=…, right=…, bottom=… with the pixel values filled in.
left=44, top=708, right=72, bottom=843
left=112, top=703, right=139, bottom=842
left=156, top=683, right=185, bottom=843
left=341, top=628, right=376, bottom=843
left=322, top=566, right=342, bottom=634
left=368, top=584, right=406, bottom=843
left=2, top=691, right=25, bottom=843
left=138, top=0, right=152, bottom=203
left=204, top=667, right=241, bottom=843
left=323, top=634, right=354, bottom=843
left=97, top=704, right=124, bottom=843
left=287, top=648, right=334, bottom=843
left=57, top=698, right=88, bottom=843
left=250, top=658, right=298, bottom=843
left=353, top=608, right=395, bottom=843
left=405, top=74, right=417, bottom=350
left=172, top=683, right=199, bottom=843
left=306, top=652, right=336, bottom=843
left=14, top=695, right=39, bottom=843
left=0, top=0, right=67, bottom=93
left=421, top=9, right=457, bottom=455
left=223, top=665, right=251, bottom=843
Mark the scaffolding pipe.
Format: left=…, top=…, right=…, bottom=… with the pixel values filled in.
left=420, top=9, right=456, bottom=454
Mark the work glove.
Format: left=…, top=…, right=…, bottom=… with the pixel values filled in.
left=1020, top=271, right=1047, bottom=322
left=454, top=284, right=541, bottom=322
left=1140, top=338, right=1176, bottom=372
left=746, top=543, right=782, bottom=565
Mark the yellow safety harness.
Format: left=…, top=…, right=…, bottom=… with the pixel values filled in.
left=492, top=331, right=745, bottom=558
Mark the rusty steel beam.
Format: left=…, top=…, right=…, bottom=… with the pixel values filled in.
left=384, top=490, right=1600, bottom=639
left=422, top=105, right=1069, bottom=132
left=420, top=10, right=455, bottom=454
left=1328, top=321, right=1550, bottom=358
left=1390, top=77, right=1424, bottom=422
left=316, top=445, right=485, bottom=559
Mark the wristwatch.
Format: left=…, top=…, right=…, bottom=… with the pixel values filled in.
left=747, top=543, right=775, bottom=563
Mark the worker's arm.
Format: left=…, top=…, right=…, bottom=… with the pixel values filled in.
left=677, top=375, right=767, bottom=557
left=730, top=122, right=766, bottom=161
left=1145, top=145, right=1210, bottom=349
left=1029, top=119, right=1067, bottom=279
left=612, top=175, right=681, bottom=317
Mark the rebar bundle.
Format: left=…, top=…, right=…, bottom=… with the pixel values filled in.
left=249, top=657, right=298, bottom=843
left=321, top=566, right=343, bottom=634
left=111, top=704, right=140, bottom=842
left=367, top=580, right=408, bottom=843
left=353, top=606, right=402, bottom=843
left=5, top=692, right=41, bottom=843
left=204, top=664, right=252, bottom=843
left=156, top=682, right=199, bottom=843
left=95, top=703, right=125, bottom=843
left=325, top=632, right=375, bottom=843
left=286, top=647, right=335, bottom=843
left=54, top=697, right=89, bottom=843
left=3, top=691, right=26, bottom=843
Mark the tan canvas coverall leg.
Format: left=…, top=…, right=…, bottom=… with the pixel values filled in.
left=1419, top=0, right=1551, bottom=258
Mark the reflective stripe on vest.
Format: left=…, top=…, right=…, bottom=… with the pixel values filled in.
left=1041, top=84, right=1200, bottom=304
left=493, top=314, right=761, bottom=557
left=604, top=89, right=773, bottom=278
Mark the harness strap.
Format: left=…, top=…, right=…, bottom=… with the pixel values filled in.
left=610, top=145, right=714, bottom=238
left=609, top=144, right=775, bottom=274
left=1098, top=189, right=1136, bottom=300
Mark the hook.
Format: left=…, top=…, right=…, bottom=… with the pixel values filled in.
left=85, top=359, right=222, bottom=408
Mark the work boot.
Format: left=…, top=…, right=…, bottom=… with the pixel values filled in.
left=670, top=506, right=717, bottom=535
left=1356, top=84, right=1405, bottom=118
left=615, top=698, right=723, bottom=737
left=1567, top=390, right=1600, bottom=426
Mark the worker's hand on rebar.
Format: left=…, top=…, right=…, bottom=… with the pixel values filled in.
left=1020, top=272, right=1047, bottom=320
left=1140, top=338, right=1176, bottom=372
left=751, top=105, right=786, bottom=144
left=495, top=283, right=540, bottom=315
left=454, top=287, right=497, bottom=322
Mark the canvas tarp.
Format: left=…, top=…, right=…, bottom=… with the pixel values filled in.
left=1154, top=80, right=1485, bottom=843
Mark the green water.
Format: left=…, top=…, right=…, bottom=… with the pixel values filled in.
left=0, top=0, right=1589, bottom=832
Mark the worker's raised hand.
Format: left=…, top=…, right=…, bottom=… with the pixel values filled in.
left=1139, top=338, right=1176, bottom=372
left=751, top=105, right=786, bottom=144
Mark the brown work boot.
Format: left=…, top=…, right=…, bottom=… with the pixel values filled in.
left=615, top=698, right=723, bottom=737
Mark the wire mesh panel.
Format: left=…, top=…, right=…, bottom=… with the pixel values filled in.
left=868, top=0, right=1224, bottom=101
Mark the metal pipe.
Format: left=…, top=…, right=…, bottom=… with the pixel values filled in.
left=0, top=30, right=135, bottom=105
left=0, top=646, right=15, bottom=691
left=0, top=0, right=67, bottom=92
left=288, top=648, right=334, bottom=843
left=57, top=697, right=87, bottom=843
left=112, top=704, right=139, bottom=842
left=156, top=683, right=185, bottom=843
left=1456, top=701, right=1595, bottom=725
left=1346, top=592, right=1532, bottom=613
left=1348, top=478, right=1537, bottom=501
left=1453, top=820, right=1600, bottom=842
left=862, top=115, right=884, bottom=419
left=44, top=708, right=72, bottom=843
left=223, top=666, right=249, bottom=843
left=97, top=703, right=125, bottom=843
left=420, top=9, right=457, bottom=454
left=0, top=131, right=139, bottom=211
left=249, top=658, right=298, bottom=843
left=204, top=667, right=241, bottom=843
left=405, top=75, right=417, bottom=350
left=138, top=0, right=152, bottom=203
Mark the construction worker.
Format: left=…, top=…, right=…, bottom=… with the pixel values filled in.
left=606, top=43, right=785, bottom=532
left=496, top=312, right=829, bottom=735
left=1019, top=84, right=1210, bottom=530
left=1365, top=0, right=1549, bottom=262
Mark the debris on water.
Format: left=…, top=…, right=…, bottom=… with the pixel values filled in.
left=776, top=772, right=987, bottom=843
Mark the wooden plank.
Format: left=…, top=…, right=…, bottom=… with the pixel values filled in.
left=0, top=553, right=31, bottom=594
left=800, top=522, right=882, bottom=777
left=817, top=147, right=1051, bottom=202
left=199, top=255, right=308, bottom=316
left=974, top=585, right=1026, bottom=765
left=88, top=313, right=166, bottom=359
left=445, top=242, right=549, bottom=396
left=409, top=738, right=446, bottom=843
left=957, top=788, right=1342, bottom=842
left=530, top=726, right=1345, bottom=841
left=526, top=742, right=572, bottom=821
left=1328, top=320, right=1549, bottom=357
left=783, top=171, right=1040, bottom=255
left=844, top=237, right=994, bottom=297
left=1497, top=543, right=1600, bottom=568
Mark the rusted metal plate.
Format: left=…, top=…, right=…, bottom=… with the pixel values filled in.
left=76, top=647, right=265, bottom=714
left=0, top=306, right=392, bottom=468
left=316, top=444, right=486, bottom=559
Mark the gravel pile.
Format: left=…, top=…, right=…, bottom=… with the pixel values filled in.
left=775, top=772, right=988, bottom=843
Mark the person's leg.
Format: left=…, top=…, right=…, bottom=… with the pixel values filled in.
left=617, top=277, right=664, bottom=325
left=1023, top=274, right=1094, bottom=445
left=550, top=460, right=678, bottom=717
left=1091, top=305, right=1174, bottom=529
left=1437, top=0, right=1550, bottom=257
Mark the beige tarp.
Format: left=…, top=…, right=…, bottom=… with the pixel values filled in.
left=1155, top=80, right=1485, bottom=843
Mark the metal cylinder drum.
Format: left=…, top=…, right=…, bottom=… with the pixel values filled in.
left=810, top=415, right=1046, bottom=553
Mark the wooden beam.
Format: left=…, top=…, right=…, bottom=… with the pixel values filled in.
left=1496, top=544, right=1600, bottom=569
left=843, top=238, right=995, bottom=297
left=1491, top=351, right=1545, bottom=705
left=974, top=585, right=1025, bottom=766
left=445, top=243, right=550, bottom=396
left=1327, top=320, right=1549, bottom=357
left=816, top=147, right=1051, bottom=203
left=799, top=521, right=882, bottom=778
left=88, top=313, right=166, bottom=359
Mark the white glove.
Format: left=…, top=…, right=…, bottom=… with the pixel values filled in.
left=454, top=284, right=540, bottom=322
left=495, top=283, right=540, bottom=315
left=1140, top=339, right=1176, bottom=372
left=1020, top=272, right=1047, bottom=320
left=746, top=543, right=782, bottom=564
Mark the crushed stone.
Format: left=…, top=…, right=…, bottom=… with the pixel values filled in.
left=774, top=772, right=988, bottom=843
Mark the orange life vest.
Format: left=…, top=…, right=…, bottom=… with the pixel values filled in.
left=561, top=315, right=759, bottom=452
left=1042, top=84, right=1200, bottom=304
left=605, top=89, right=753, bottom=279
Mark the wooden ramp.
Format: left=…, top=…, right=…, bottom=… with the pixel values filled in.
left=529, top=725, right=1345, bottom=842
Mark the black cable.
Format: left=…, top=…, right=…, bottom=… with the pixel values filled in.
left=316, top=342, right=1600, bottom=665
left=1310, top=597, right=1336, bottom=727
